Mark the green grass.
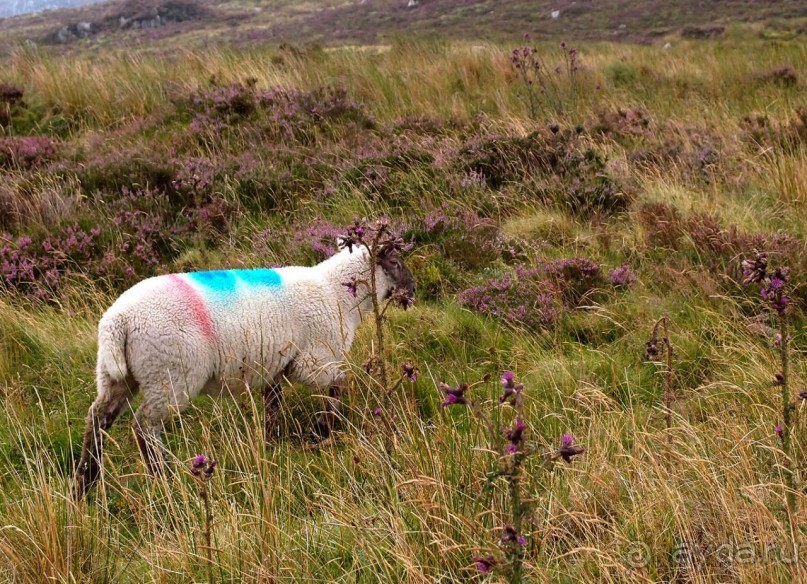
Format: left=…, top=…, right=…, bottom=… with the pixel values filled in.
left=1, top=28, right=807, bottom=583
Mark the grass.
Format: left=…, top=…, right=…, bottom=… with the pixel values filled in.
left=1, top=26, right=807, bottom=582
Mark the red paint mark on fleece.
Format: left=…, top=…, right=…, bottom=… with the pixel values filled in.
left=168, top=274, right=216, bottom=341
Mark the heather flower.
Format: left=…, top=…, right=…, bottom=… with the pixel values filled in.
left=401, top=362, right=418, bottom=382
left=439, top=382, right=469, bottom=408
left=373, top=407, right=383, bottom=416
left=499, top=371, right=524, bottom=405
left=503, top=419, right=526, bottom=454
left=472, top=555, right=496, bottom=574
left=555, top=433, right=584, bottom=463
left=608, top=264, right=637, bottom=287
left=774, top=333, right=791, bottom=347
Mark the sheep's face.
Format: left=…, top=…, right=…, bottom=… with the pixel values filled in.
left=378, top=248, right=415, bottom=307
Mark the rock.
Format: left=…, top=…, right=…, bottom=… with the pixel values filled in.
left=76, top=21, right=92, bottom=37
left=551, top=10, right=560, bottom=19
left=56, top=25, right=71, bottom=43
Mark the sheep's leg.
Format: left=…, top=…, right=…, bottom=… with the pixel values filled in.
left=312, top=382, right=344, bottom=441
left=132, top=397, right=174, bottom=477
left=263, top=383, right=282, bottom=444
left=74, top=373, right=138, bottom=499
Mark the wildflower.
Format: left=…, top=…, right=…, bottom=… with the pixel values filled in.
left=402, top=362, right=418, bottom=382
left=555, top=433, right=584, bottom=463
left=741, top=252, right=767, bottom=284
left=503, top=419, right=526, bottom=454
left=798, top=391, right=807, bottom=401
left=499, top=371, right=524, bottom=405
left=190, top=454, right=216, bottom=479
left=472, top=555, right=496, bottom=574
left=342, top=278, right=359, bottom=297
left=339, top=235, right=356, bottom=253
left=774, top=333, right=792, bottom=347
left=439, top=382, right=469, bottom=408
left=774, top=373, right=784, bottom=386
left=645, top=338, right=660, bottom=360
left=373, top=407, right=382, bottom=416
left=775, top=424, right=784, bottom=437
left=608, top=264, right=637, bottom=287
left=500, top=525, right=527, bottom=547
left=391, top=287, right=415, bottom=309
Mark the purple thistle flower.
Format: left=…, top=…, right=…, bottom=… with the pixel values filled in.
left=500, top=525, right=526, bottom=547
left=499, top=370, right=524, bottom=405
left=555, top=433, right=584, bottom=464
left=373, top=406, right=382, bottom=416
left=204, top=460, right=217, bottom=479
left=439, top=382, right=469, bottom=408
left=472, top=555, right=496, bottom=574
left=741, top=252, right=767, bottom=284
left=342, top=278, right=359, bottom=297
left=190, top=454, right=215, bottom=479
left=503, top=419, right=526, bottom=454
left=775, top=424, right=784, bottom=436
left=402, top=362, right=418, bottom=382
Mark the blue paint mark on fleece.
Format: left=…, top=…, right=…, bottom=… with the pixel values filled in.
left=187, top=269, right=282, bottom=294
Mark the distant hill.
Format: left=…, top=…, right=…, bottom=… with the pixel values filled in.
left=1, top=0, right=806, bottom=52
left=0, top=0, right=106, bottom=19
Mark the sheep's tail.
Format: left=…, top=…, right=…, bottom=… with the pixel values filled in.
left=97, top=312, right=129, bottom=381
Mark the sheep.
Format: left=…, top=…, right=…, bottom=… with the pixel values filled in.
left=74, top=242, right=415, bottom=496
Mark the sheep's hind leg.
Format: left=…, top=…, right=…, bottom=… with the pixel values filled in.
left=263, top=383, right=282, bottom=445
left=132, top=391, right=184, bottom=477
left=312, top=382, right=344, bottom=442
left=75, top=373, right=138, bottom=499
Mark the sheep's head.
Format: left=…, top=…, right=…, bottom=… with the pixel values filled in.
left=378, top=246, right=415, bottom=308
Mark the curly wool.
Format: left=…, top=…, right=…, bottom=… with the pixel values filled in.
left=96, top=244, right=391, bottom=428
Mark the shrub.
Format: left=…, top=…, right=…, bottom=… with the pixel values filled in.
left=0, top=136, right=57, bottom=170
left=0, top=83, right=24, bottom=127
left=458, top=258, right=605, bottom=329
left=457, top=127, right=629, bottom=217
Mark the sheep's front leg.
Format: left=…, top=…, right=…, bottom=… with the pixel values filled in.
left=263, top=383, right=282, bottom=444
left=312, top=382, right=344, bottom=441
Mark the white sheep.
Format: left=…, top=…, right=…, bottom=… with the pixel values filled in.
left=75, top=242, right=415, bottom=495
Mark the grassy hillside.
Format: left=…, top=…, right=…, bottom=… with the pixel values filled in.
left=2, top=0, right=807, bottom=52
left=0, top=26, right=806, bottom=583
